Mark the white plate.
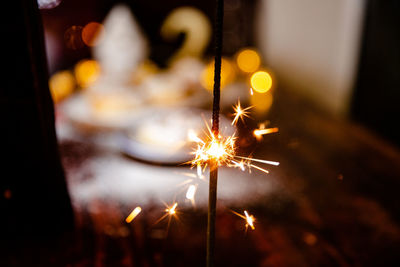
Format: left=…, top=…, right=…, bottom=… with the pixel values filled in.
left=118, top=107, right=235, bottom=164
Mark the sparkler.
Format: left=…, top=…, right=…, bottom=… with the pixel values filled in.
left=188, top=124, right=279, bottom=177
left=124, top=1, right=278, bottom=264
left=206, top=0, right=224, bottom=265
left=187, top=104, right=278, bottom=267
left=189, top=124, right=236, bottom=169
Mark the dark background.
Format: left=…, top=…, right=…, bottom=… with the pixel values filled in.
left=352, top=0, right=400, bottom=149
left=41, top=0, right=256, bottom=70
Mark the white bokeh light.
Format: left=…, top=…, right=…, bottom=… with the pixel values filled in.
left=38, top=0, right=62, bottom=9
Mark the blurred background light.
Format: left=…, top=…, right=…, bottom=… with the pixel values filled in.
left=131, top=60, right=159, bottom=84
left=64, top=26, right=84, bottom=50
left=49, top=70, right=75, bottom=103
left=250, top=91, right=273, bottom=114
left=250, top=71, right=272, bottom=93
left=82, top=22, right=105, bottom=47
left=257, top=0, right=365, bottom=115
left=160, top=7, right=211, bottom=63
left=201, top=58, right=236, bottom=91
left=236, top=48, right=261, bottom=73
left=74, top=59, right=100, bottom=88
left=38, top=0, right=62, bottom=9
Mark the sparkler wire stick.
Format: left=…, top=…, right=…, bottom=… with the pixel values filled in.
left=207, top=0, right=224, bottom=266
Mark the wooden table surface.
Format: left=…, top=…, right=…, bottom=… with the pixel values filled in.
left=3, top=88, right=400, bottom=266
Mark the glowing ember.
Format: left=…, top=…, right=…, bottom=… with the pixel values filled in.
left=166, top=202, right=178, bottom=215
left=186, top=184, right=197, bottom=200
left=197, top=164, right=203, bottom=178
left=253, top=125, right=279, bottom=141
left=126, top=206, right=142, bottom=223
left=208, top=141, right=226, bottom=159
left=231, top=210, right=256, bottom=231
left=234, top=155, right=280, bottom=166
left=188, top=129, right=204, bottom=144
left=232, top=101, right=252, bottom=125
left=231, top=160, right=246, bottom=171
left=153, top=202, right=181, bottom=227
left=244, top=210, right=255, bottom=230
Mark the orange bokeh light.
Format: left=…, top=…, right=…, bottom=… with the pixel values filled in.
left=236, top=48, right=261, bottom=73
left=250, top=71, right=273, bottom=93
left=82, top=22, right=105, bottom=47
left=201, top=58, right=236, bottom=91
left=74, top=59, right=100, bottom=88
left=49, top=70, right=75, bottom=102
